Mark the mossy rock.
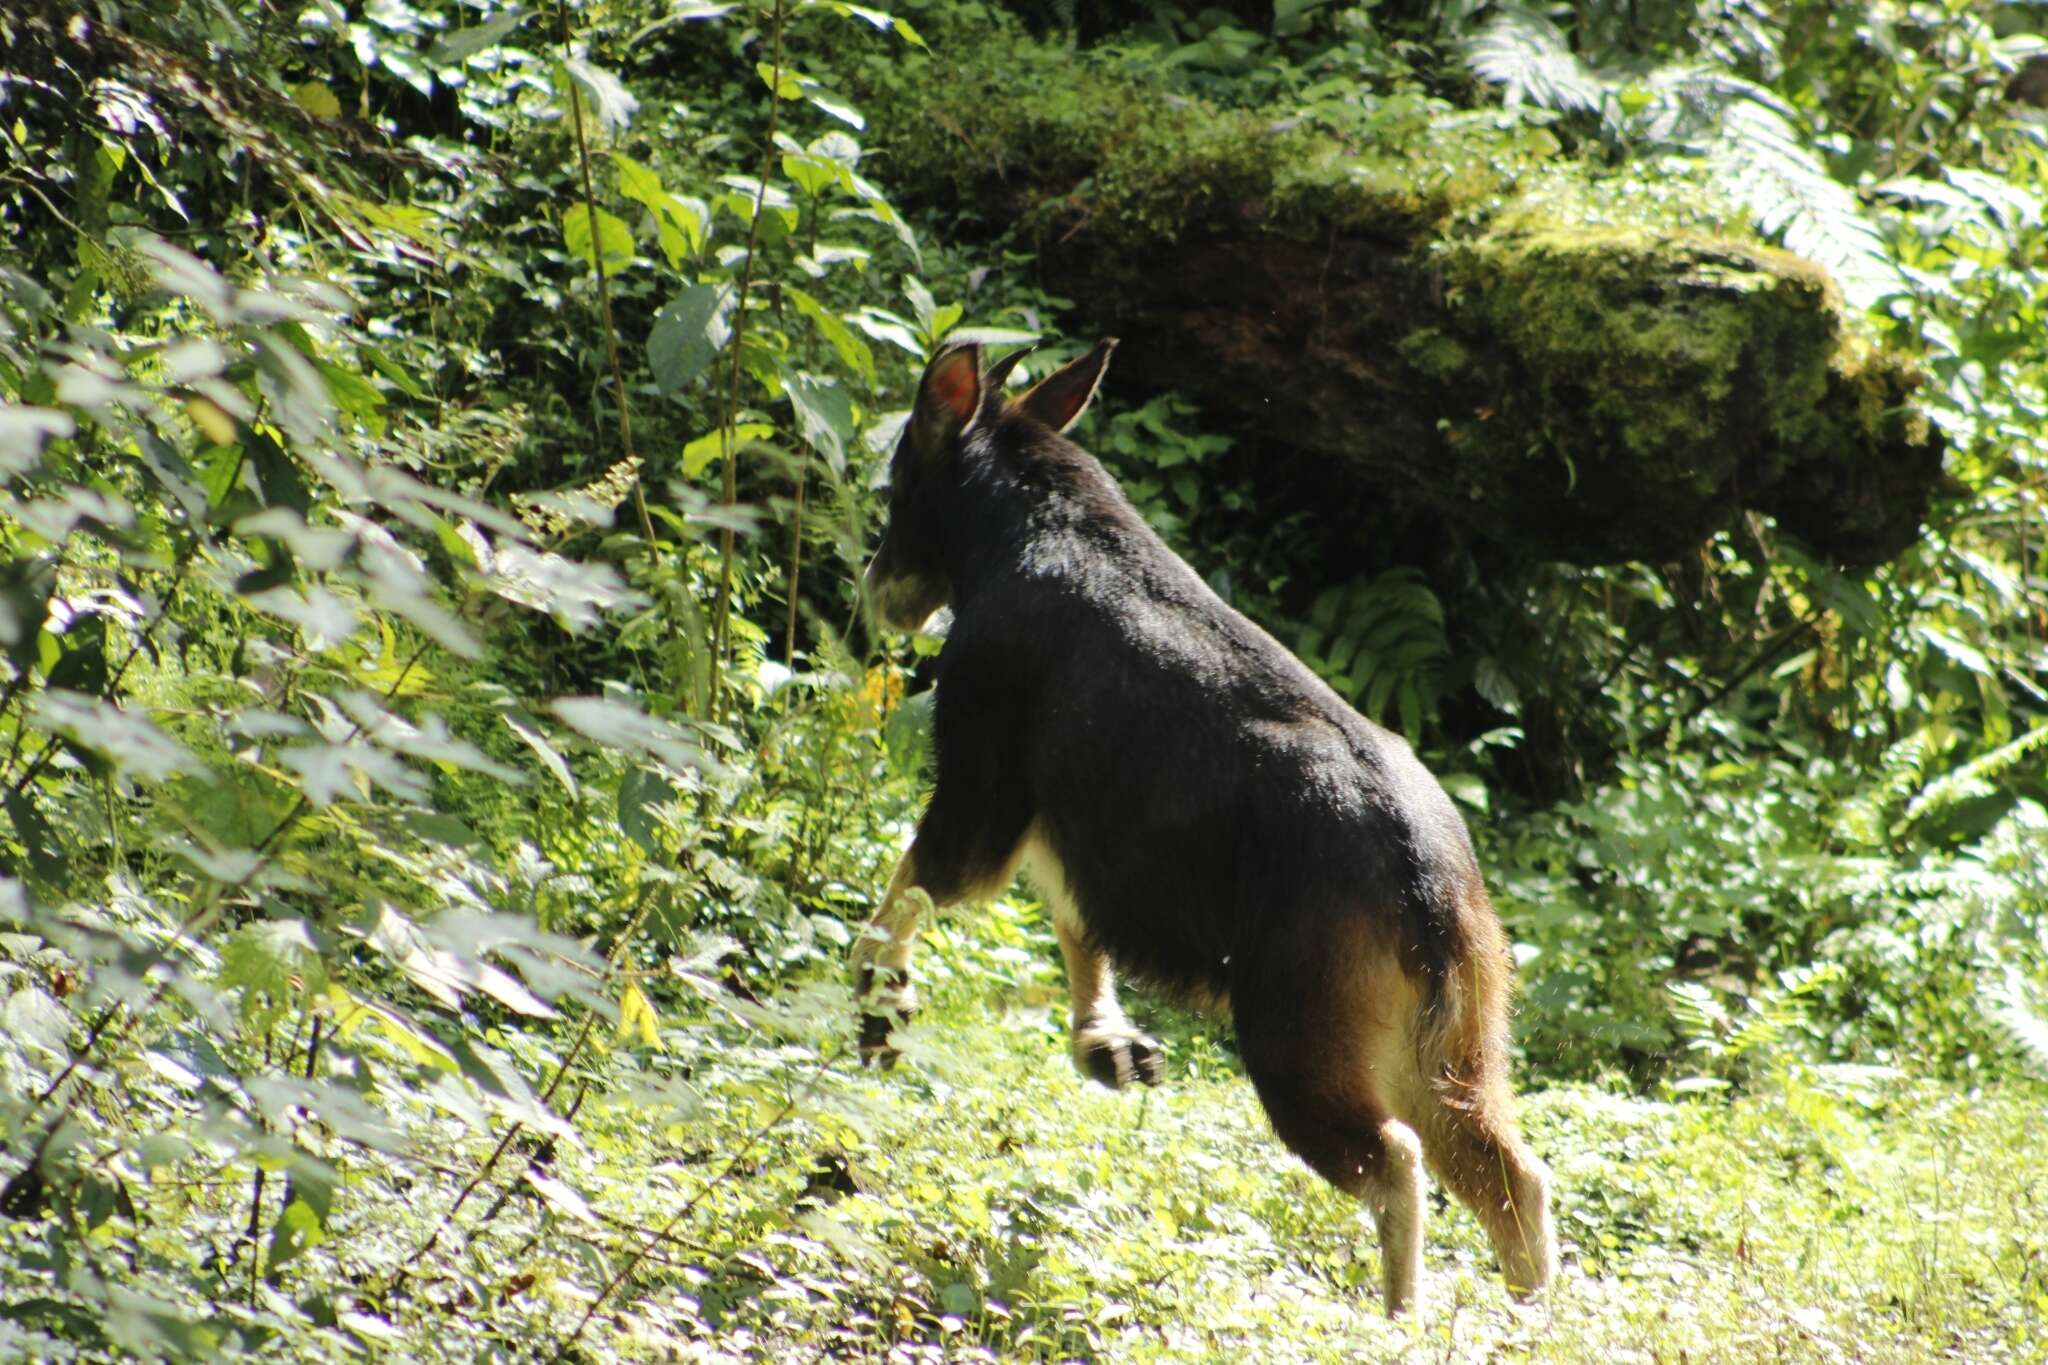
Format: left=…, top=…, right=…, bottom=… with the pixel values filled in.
left=857, top=16, right=1943, bottom=568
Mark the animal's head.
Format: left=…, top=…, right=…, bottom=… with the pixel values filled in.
left=863, top=338, right=1117, bottom=632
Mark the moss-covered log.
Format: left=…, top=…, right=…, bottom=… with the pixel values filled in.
left=858, top=27, right=1943, bottom=568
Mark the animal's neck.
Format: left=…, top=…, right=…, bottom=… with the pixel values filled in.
left=944, top=444, right=1145, bottom=603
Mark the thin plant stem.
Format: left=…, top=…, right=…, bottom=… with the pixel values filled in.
left=708, top=0, right=789, bottom=717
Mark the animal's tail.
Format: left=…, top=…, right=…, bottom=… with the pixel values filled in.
left=1412, top=882, right=1516, bottom=1111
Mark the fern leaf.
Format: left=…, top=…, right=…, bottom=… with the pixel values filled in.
left=1706, top=95, right=1902, bottom=310
left=1464, top=4, right=1604, bottom=114
left=1983, top=971, right=2048, bottom=1081
left=1906, top=721, right=2048, bottom=825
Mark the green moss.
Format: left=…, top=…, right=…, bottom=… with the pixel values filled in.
left=1445, top=228, right=1833, bottom=460
left=1398, top=327, right=1471, bottom=380
left=854, top=10, right=1942, bottom=567
left=856, top=14, right=1546, bottom=254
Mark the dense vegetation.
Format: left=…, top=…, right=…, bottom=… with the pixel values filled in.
left=0, top=0, right=2044, bottom=1357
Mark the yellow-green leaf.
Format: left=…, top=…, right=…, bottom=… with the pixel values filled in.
left=755, top=61, right=801, bottom=100
left=561, top=203, right=634, bottom=271
left=682, top=422, right=777, bottom=478
left=619, top=981, right=663, bottom=1048
left=291, top=81, right=343, bottom=120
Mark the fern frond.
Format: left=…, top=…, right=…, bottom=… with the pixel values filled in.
left=1706, top=95, right=1903, bottom=310
left=1982, top=971, right=2048, bottom=1081
left=1906, top=722, right=2048, bottom=825
left=1464, top=3, right=1604, bottom=114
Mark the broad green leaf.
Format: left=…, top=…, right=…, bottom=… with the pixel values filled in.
left=781, top=369, right=855, bottom=474
left=619, top=765, right=677, bottom=855
left=947, top=326, right=1041, bottom=348
left=281, top=741, right=429, bottom=806
left=525, top=1171, right=602, bottom=1224
left=3, top=985, right=70, bottom=1057
left=316, top=360, right=385, bottom=419
left=552, top=695, right=707, bottom=774
left=784, top=285, right=876, bottom=387
left=561, top=203, right=634, bottom=271
left=902, top=276, right=938, bottom=334
left=429, top=6, right=528, bottom=64
left=266, top=1197, right=326, bottom=1269
left=653, top=197, right=708, bottom=267
left=561, top=57, right=638, bottom=130
left=0, top=555, right=56, bottom=673
left=612, top=152, right=666, bottom=207
left=649, top=284, right=731, bottom=395
left=807, top=90, right=864, bottom=129
left=782, top=152, right=838, bottom=199
left=335, top=690, right=526, bottom=783
left=0, top=406, right=72, bottom=478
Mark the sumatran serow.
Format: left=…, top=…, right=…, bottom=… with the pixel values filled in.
left=852, top=340, right=1558, bottom=1316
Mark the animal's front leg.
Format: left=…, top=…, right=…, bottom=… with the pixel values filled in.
left=851, top=850, right=932, bottom=1067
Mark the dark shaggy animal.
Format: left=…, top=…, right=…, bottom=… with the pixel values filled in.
left=852, top=340, right=1557, bottom=1315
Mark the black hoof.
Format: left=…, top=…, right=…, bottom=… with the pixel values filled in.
left=858, top=1010, right=905, bottom=1068
left=1079, top=1033, right=1164, bottom=1090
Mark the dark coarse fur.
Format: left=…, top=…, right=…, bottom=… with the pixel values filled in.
left=858, top=340, right=1557, bottom=1315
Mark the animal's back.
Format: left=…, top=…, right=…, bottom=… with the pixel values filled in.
left=994, top=490, right=1482, bottom=996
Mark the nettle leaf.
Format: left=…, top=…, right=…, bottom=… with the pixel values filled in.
left=473, top=539, right=639, bottom=633
left=780, top=369, right=855, bottom=474
left=243, top=583, right=361, bottom=649
left=0, top=406, right=73, bottom=478
left=0, top=554, right=56, bottom=673
left=560, top=56, right=638, bottom=131
left=219, top=919, right=326, bottom=1021
left=280, top=741, right=429, bottom=806
left=36, top=690, right=200, bottom=781
left=613, top=151, right=665, bottom=205
left=3, top=984, right=71, bottom=1057
left=429, top=5, right=528, bottom=65
left=359, top=903, right=560, bottom=1021
left=807, top=88, right=864, bottom=129
left=335, top=691, right=525, bottom=784
left=649, top=283, right=733, bottom=395
left=561, top=203, right=635, bottom=271
left=503, top=713, right=578, bottom=799
left=551, top=695, right=708, bottom=774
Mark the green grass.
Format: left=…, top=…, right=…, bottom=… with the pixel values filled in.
left=56, top=900, right=2042, bottom=1362
left=541, top=905, right=2048, bottom=1362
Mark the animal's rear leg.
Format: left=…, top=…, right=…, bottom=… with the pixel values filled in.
left=1237, top=1020, right=1428, bottom=1316
left=1053, top=917, right=1162, bottom=1088
left=1025, top=838, right=1162, bottom=1089
left=1418, top=1085, right=1557, bottom=1299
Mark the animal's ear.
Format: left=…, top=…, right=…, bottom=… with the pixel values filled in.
left=1015, top=338, right=1117, bottom=434
left=904, top=341, right=985, bottom=463
left=981, top=346, right=1032, bottom=400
